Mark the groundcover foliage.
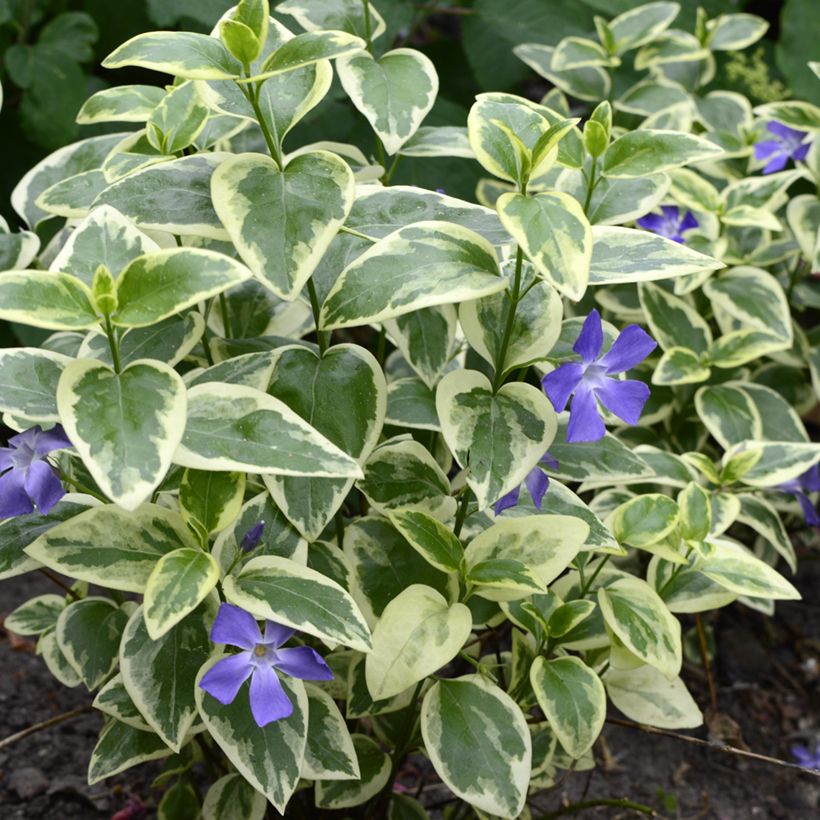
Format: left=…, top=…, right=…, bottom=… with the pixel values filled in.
left=0, top=0, right=818, bottom=816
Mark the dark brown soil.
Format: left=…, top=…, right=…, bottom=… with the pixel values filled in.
left=1, top=546, right=818, bottom=819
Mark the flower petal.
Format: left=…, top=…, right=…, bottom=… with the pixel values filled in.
left=541, top=362, right=584, bottom=412
left=32, top=425, right=73, bottom=457
left=763, top=152, right=788, bottom=174
left=566, top=383, right=606, bottom=442
left=210, top=603, right=261, bottom=649
left=679, top=210, right=699, bottom=233
left=753, top=140, right=780, bottom=161
left=24, top=460, right=65, bottom=514
left=8, top=427, right=42, bottom=449
left=660, top=205, right=679, bottom=222
left=539, top=452, right=560, bottom=471
left=263, top=620, right=296, bottom=648
left=635, top=212, right=668, bottom=234
left=0, top=449, right=14, bottom=472
left=274, top=646, right=334, bottom=681
left=493, top=486, right=521, bottom=516
left=572, top=310, right=603, bottom=363
left=599, top=325, right=657, bottom=374
left=800, top=465, right=820, bottom=493
left=524, top=468, right=549, bottom=509
left=793, top=142, right=810, bottom=163
left=595, top=378, right=650, bottom=425
left=767, top=121, right=806, bottom=142
left=249, top=664, right=293, bottom=726
left=794, top=491, right=820, bottom=528
left=0, top=468, right=33, bottom=518
left=199, top=652, right=254, bottom=705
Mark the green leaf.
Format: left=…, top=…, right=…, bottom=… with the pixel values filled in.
left=253, top=30, right=365, bottom=81
left=386, top=378, right=439, bottom=430
left=202, top=774, right=267, bottom=820
left=357, top=438, right=455, bottom=520
left=654, top=347, right=710, bottom=386
left=638, top=281, right=712, bottom=353
left=158, top=780, right=200, bottom=820
left=266, top=344, right=385, bottom=539
left=211, top=151, right=354, bottom=300
left=603, top=130, right=721, bottom=178
left=176, top=382, right=363, bottom=478
left=0, top=347, right=71, bottom=421
left=695, top=539, right=801, bottom=600
left=383, top=305, right=456, bottom=389
left=436, top=369, right=557, bottom=511
left=387, top=509, right=464, bottom=574
left=605, top=665, right=702, bottom=729
left=25, top=504, right=195, bottom=593
left=103, top=31, right=241, bottom=79
left=678, top=482, right=711, bottom=543
left=302, top=683, right=360, bottom=781
left=553, top=36, right=611, bottom=70
left=143, top=548, right=220, bottom=640
left=38, top=627, right=82, bottom=687
left=56, top=597, right=128, bottom=689
left=649, top=554, right=736, bottom=614
left=547, top=600, right=596, bottom=637
left=366, top=585, right=471, bottom=700
left=196, top=659, right=307, bottom=813
left=497, top=192, right=592, bottom=301
left=4, top=594, right=65, bottom=636
left=121, top=603, right=213, bottom=752
left=113, top=248, right=251, bottom=328
left=57, top=359, right=186, bottom=510
left=530, top=656, right=605, bottom=758
left=94, top=154, right=231, bottom=240
left=148, top=82, right=209, bottom=154
left=754, top=101, right=820, bottom=131
left=320, top=221, right=504, bottom=330
left=77, top=85, right=166, bottom=125
left=224, top=555, right=372, bottom=651
left=467, top=558, right=546, bottom=600
left=609, top=2, right=680, bottom=53
left=598, top=576, right=682, bottom=677
left=460, top=274, right=562, bottom=373
left=315, top=734, right=391, bottom=809
left=421, top=675, right=531, bottom=818
left=465, top=515, right=588, bottom=597
left=88, top=720, right=170, bottom=784
left=514, top=44, right=610, bottom=102
left=180, top=470, right=245, bottom=537
left=0, top=271, right=97, bottom=330
left=398, top=125, right=473, bottom=158
left=695, top=384, right=762, bottom=449
left=709, top=329, right=788, bottom=370
left=612, top=494, right=679, bottom=548
left=344, top=517, right=457, bottom=626
left=35, top=170, right=108, bottom=219
left=590, top=226, right=723, bottom=285
left=737, top=494, right=796, bottom=572
left=92, top=674, right=151, bottom=731
left=337, top=49, right=438, bottom=154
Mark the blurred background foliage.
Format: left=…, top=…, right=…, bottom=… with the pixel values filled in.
left=0, top=0, right=816, bottom=227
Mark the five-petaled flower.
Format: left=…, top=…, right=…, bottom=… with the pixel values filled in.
left=541, top=310, right=657, bottom=443
left=199, top=603, right=333, bottom=727
left=0, top=425, right=72, bottom=519
left=754, top=121, right=810, bottom=174
left=791, top=743, right=820, bottom=771
left=494, top=453, right=559, bottom=515
left=776, top=465, right=819, bottom=527
left=636, top=205, right=699, bottom=244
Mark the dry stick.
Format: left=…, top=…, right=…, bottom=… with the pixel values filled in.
left=606, top=717, right=820, bottom=777
left=694, top=613, right=717, bottom=714
left=0, top=706, right=91, bottom=750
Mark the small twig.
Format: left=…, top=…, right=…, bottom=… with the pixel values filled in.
left=535, top=797, right=657, bottom=818
left=0, top=706, right=91, bottom=750
left=37, top=568, right=80, bottom=600
left=607, top=717, right=820, bottom=776
left=694, top=614, right=717, bottom=713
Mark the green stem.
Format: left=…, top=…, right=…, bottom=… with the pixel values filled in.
left=103, top=315, right=121, bottom=374
left=241, top=82, right=283, bottom=167
left=362, top=0, right=374, bottom=53
left=383, top=153, right=402, bottom=185
left=56, top=470, right=107, bottom=503
left=218, top=293, right=232, bottom=339
left=453, top=490, right=471, bottom=538
left=376, top=326, right=386, bottom=367
left=536, top=797, right=657, bottom=818
left=583, top=158, right=599, bottom=215
left=199, top=302, right=216, bottom=367
left=306, top=278, right=329, bottom=354
left=339, top=225, right=377, bottom=242
left=491, top=246, right=524, bottom=392
left=334, top=510, right=345, bottom=551
left=578, top=555, right=610, bottom=597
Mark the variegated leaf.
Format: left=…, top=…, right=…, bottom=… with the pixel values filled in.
left=603, top=130, right=722, bottom=178
left=76, top=85, right=166, bottom=124
left=302, top=683, right=360, bottom=781
left=0, top=272, right=97, bottom=330
left=4, top=594, right=65, bottom=636
left=0, top=347, right=72, bottom=421
left=315, top=735, right=391, bottom=809
left=57, top=359, right=186, bottom=510
left=436, top=369, right=557, bottom=511
left=202, top=774, right=267, bottom=820
left=277, top=0, right=387, bottom=41
left=92, top=675, right=151, bottom=731
left=88, top=720, right=170, bottom=785
left=383, top=305, right=456, bottom=389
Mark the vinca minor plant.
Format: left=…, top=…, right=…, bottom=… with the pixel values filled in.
left=0, top=1, right=818, bottom=817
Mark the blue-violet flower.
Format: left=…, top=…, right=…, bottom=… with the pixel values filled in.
left=791, top=743, right=820, bottom=771
left=199, top=603, right=333, bottom=727
left=636, top=205, right=699, bottom=243
left=494, top=453, right=559, bottom=515
left=754, top=121, right=810, bottom=174
left=0, top=425, right=72, bottom=518
left=541, top=310, right=657, bottom=443
left=776, top=465, right=819, bottom=527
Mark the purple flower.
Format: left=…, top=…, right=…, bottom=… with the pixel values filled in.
left=791, top=743, right=820, bottom=771
left=754, top=121, right=810, bottom=174
left=541, top=310, right=656, bottom=443
left=776, top=465, right=820, bottom=527
left=0, top=425, right=72, bottom=518
left=199, top=603, right=333, bottom=727
left=240, top=521, right=265, bottom=552
left=636, top=205, right=699, bottom=243
left=494, top=453, right=559, bottom=515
